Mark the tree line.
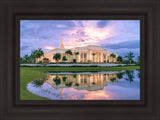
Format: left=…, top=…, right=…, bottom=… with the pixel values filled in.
left=20, top=48, right=140, bottom=65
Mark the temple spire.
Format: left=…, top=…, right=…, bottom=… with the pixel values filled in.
left=60, top=34, right=65, bottom=49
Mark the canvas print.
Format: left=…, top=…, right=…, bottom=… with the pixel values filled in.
left=20, top=20, right=140, bottom=100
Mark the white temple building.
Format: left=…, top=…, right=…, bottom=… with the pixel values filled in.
left=38, top=35, right=118, bottom=63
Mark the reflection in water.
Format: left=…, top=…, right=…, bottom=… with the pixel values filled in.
left=28, top=70, right=140, bottom=100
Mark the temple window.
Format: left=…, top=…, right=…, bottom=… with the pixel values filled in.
left=84, top=54, right=86, bottom=58
left=104, top=55, right=106, bottom=59
left=81, top=54, right=83, bottom=58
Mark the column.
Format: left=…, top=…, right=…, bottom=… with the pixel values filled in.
left=97, top=52, right=99, bottom=63
left=101, top=51, right=103, bottom=62
left=90, top=50, right=92, bottom=61
left=87, top=50, right=90, bottom=60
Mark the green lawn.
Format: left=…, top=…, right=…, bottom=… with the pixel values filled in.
left=20, top=68, right=49, bottom=100
left=20, top=65, right=140, bottom=100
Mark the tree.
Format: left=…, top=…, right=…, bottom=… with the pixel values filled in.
left=53, top=53, right=61, bottom=63
left=117, top=56, right=123, bottom=63
left=62, top=56, right=67, bottom=62
left=65, top=49, right=72, bottom=55
left=92, top=53, right=96, bottom=62
left=28, top=51, right=36, bottom=63
left=23, top=54, right=30, bottom=63
left=65, top=49, right=73, bottom=62
left=73, top=59, right=76, bottom=63
left=42, top=58, right=50, bottom=66
left=20, top=57, right=26, bottom=64
left=137, top=56, right=140, bottom=65
left=110, top=53, right=116, bottom=63
left=33, top=48, right=44, bottom=62
left=110, top=53, right=116, bottom=58
left=125, top=52, right=134, bottom=64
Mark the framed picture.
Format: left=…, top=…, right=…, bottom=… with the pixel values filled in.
left=0, top=0, right=160, bottom=120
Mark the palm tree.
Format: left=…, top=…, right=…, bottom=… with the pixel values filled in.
left=137, top=56, right=140, bottom=65
left=33, top=48, right=44, bottom=62
left=75, top=52, right=79, bottom=63
left=53, top=53, right=61, bottom=63
left=117, top=56, right=123, bottom=63
left=23, top=54, right=29, bottom=63
left=42, top=58, right=50, bottom=67
left=125, top=52, right=134, bottom=64
left=65, top=49, right=73, bottom=62
left=92, top=53, right=96, bottom=63
left=62, top=56, right=67, bottom=62
left=110, top=53, right=116, bottom=62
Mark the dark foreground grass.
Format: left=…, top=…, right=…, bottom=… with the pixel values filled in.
left=20, top=65, right=140, bottom=100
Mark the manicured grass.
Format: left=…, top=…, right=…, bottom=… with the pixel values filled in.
left=20, top=65, right=140, bottom=100
left=20, top=68, right=49, bottom=100
left=21, top=65, right=140, bottom=72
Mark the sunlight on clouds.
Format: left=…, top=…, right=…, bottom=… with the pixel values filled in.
left=63, top=20, right=115, bottom=48
left=44, top=46, right=55, bottom=50
left=20, top=20, right=140, bottom=57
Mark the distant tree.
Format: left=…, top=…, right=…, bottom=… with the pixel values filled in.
left=33, top=48, right=44, bottom=62
left=117, top=56, right=123, bottom=63
left=110, top=53, right=116, bottom=63
left=62, top=56, right=67, bottom=62
left=65, top=49, right=73, bottom=55
left=20, top=57, right=26, bottom=64
left=110, top=53, right=116, bottom=58
left=73, top=59, right=76, bottom=63
left=92, top=53, right=96, bottom=62
left=65, top=49, right=73, bottom=62
left=125, top=52, right=134, bottom=64
left=42, top=58, right=50, bottom=67
left=28, top=51, right=36, bottom=63
left=137, top=56, right=140, bottom=65
left=53, top=53, right=61, bottom=63
left=23, top=54, right=30, bottom=63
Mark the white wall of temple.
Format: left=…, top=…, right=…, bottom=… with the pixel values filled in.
left=37, top=48, right=118, bottom=63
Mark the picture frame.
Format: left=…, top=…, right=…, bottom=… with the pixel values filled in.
left=0, top=0, right=159, bottom=120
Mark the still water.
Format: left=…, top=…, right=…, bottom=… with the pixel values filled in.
left=27, top=70, right=140, bottom=100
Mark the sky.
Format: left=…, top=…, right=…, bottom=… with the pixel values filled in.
left=20, top=20, right=140, bottom=60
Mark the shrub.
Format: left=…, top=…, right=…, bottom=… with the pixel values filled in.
left=37, top=61, right=42, bottom=64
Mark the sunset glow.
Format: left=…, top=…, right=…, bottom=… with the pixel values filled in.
left=20, top=20, right=140, bottom=59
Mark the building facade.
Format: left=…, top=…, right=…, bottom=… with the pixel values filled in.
left=38, top=35, right=118, bottom=63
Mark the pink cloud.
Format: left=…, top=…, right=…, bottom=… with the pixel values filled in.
left=62, top=21, right=116, bottom=48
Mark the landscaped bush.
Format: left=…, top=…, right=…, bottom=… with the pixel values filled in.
left=65, top=82, right=72, bottom=87
left=37, top=61, right=42, bottom=64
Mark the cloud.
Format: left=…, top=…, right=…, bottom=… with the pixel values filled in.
left=44, top=46, right=56, bottom=50
left=97, top=20, right=110, bottom=28
left=20, top=20, right=140, bottom=57
left=103, top=40, right=140, bottom=49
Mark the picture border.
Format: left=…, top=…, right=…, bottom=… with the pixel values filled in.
left=16, top=15, right=144, bottom=106
left=0, top=0, right=159, bottom=120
